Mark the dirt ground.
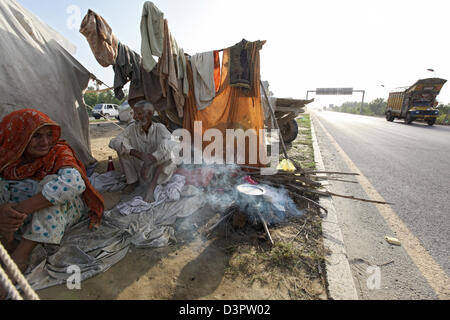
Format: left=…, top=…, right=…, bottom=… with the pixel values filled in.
left=37, top=117, right=328, bottom=300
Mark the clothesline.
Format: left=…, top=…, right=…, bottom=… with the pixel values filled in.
left=215, top=40, right=266, bottom=53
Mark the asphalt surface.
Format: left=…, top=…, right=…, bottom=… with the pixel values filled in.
left=312, top=111, right=450, bottom=299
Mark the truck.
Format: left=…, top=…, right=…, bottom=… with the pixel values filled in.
left=385, top=78, right=446, bottom=126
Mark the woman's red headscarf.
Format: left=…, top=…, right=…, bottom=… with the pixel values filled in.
left=0, top=109, right=104, bottom=228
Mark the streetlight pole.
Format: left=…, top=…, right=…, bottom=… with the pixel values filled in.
left=427, top=69, right=437, bottom=77
left=353, top=90, right=365, bottom=114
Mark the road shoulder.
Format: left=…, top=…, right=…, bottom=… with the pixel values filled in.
left=310, top=114, right=359, bottom=300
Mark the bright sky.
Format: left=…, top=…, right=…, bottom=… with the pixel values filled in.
left=18, top=0, right=450, bottom=108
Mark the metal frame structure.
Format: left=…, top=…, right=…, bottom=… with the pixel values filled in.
left=306, top=89, right=365, bottom=114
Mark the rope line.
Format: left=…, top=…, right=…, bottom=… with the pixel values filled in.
left=0, top=263, right=22, bottom=300
left=0, top=242, right=39, bottom=300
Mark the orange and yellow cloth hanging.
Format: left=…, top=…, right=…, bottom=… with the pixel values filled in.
left=183, top=41, right=268, bottom=168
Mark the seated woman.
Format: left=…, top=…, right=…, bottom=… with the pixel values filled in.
left=0, top=109, right=104, bottom=279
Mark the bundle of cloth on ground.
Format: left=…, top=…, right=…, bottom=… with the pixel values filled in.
left=117, top=174, right=186, bottom=215
left=88, top=171, right=127, bottom=193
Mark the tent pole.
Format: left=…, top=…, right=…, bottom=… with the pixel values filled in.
left=260, top=80, right=289, bottom=159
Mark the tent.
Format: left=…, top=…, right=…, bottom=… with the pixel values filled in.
left=0, top=0, right=95, bottom=166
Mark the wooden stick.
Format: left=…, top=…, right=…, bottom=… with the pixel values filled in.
left=256, top=211, right=274, bottom=246
left=311, top=177, right=359, bottom=184
left=208, top=212, right=234, bottom=233
left=294, top=170, right=360, bottom=176
left=326, top=191, right=394, bottom=205
left=257, top=175, right=321, bottom=188
left=284, top=182, right=330, bottom=197
left=260, top=80, right=289, bottom=159
left=243, top=169, right=359, bottom=176
left=289, top=191, right=328, bottom=215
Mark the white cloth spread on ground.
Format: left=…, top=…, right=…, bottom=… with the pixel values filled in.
left=190, top=51, right=216, bottom=110
left=152, top=174, right=185, bottom=206
left=116, top=196, right=152, bottom=216
left=24, top=184, right=205, bottom=292
left=88, top=171, right=127, bottom=193
left=109, top=122, right=178, bottom=186
left=117, top=174, right=186, bottom=215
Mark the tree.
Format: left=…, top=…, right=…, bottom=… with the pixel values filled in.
left=333, top=98, right=387, bottom=116
left=368, top=98, right=387, bottom=116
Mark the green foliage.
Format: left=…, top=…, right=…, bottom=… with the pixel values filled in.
left=368, top=98, right=387, bottom=116
left=436, top=104, right=450, bottom=124
left=330, top=98, right=387, bottom=117
left=83, top=87, right=127, bottom=116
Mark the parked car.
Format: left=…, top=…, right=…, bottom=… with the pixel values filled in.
left=92, top=104, right=119, bottom=119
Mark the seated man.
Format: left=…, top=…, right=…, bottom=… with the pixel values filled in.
left=109, top=101, right=178, bottom=202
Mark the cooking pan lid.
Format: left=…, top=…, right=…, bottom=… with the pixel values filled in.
left=236, top=184, right=266, bottom=196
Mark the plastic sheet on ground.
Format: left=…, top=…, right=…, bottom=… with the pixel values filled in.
left=25, top=185, right=205, bottom=291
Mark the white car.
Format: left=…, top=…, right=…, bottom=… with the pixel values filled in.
left=92, top=104, right=119, bottom=119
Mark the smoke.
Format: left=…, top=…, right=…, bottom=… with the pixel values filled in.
left=199, top=163, right=305, bottom=225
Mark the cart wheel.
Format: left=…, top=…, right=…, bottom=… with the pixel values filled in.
left=281, top=119, right=299, bottom=143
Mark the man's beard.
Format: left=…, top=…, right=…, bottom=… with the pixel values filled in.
left=136, top=119, right=150, bottom=129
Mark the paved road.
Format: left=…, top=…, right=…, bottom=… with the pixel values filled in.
left=311, top=111, right=450, bottom=299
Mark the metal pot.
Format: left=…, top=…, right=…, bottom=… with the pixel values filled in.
left=235, top=184, right=266, bottom=211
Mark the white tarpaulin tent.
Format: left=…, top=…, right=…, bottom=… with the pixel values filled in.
left=0, top=0, right=96, bottom=166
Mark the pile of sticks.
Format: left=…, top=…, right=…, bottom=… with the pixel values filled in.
left=206, top=163, right=392, bottom=246
left=244, top=166, right=392, bottom=215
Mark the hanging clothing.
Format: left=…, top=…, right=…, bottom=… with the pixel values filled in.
left=0, top=109, right=104, bottom=228
left=229, top=39, right=252, bottom=89
left=141, top=60, right=169, bottom=112
left=140, top=1, right=164, bottom=73
left=158, top=19, right=185, bottom=118
left=113, top=42, right=143, bottom=101
left=109, top=122, right=178, bottom=186
left=177, top=49, right=189, bottom=96
left=214, top=50, right=221, bottom=93
left=190, top=51, right=216, bottom=111
left=182, top=41, right=268, bottom=167
left=79, top=9, right=119, bottom=68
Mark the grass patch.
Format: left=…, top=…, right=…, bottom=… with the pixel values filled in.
left=292, top=114, right=315, bottom=169
left=297, top=114, right=311, bottom=129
